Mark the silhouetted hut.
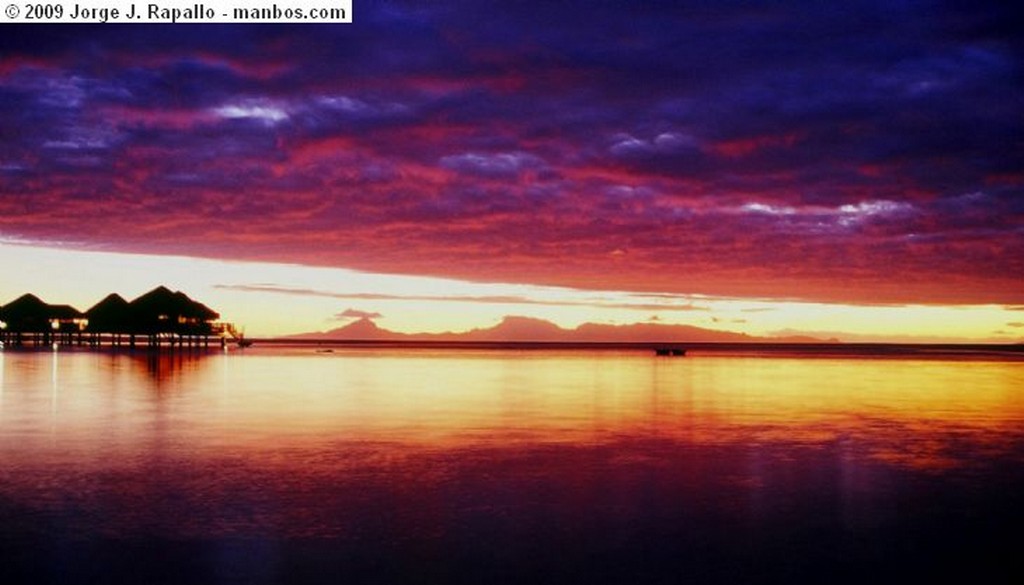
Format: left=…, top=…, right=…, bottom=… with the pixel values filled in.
left=0, top=293, right=52, bottom=332
left=85, top=293, right=131, bottom=333
left=2, top=287, right=227, bottom=348
left=0, top=294, right=83, bottom=332
left=128, top=286, right=220, bottom=336
left=0, top=293, right=85, bottom=345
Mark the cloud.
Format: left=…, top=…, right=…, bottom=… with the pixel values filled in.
left=735, top=199, right=919, bottom=231
left=439, top=151, right=546, bottom=178
left=335, top=308, right=383, bottom=320
left=609, top=132, right=698, bottom=158
left=215, top=283, right=711, bottom=312
left=1, top=2, right=1021, bottom=305
left=212, top=99, right=289, bottom=124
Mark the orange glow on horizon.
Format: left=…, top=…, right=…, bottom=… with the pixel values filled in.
left=0, top=242, right=1021, bottom=342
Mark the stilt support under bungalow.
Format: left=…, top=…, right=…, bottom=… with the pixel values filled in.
left=0, top=329, right=232, bottom=351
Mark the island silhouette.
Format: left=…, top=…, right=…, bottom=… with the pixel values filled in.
left=287, top=315, right=834, bottom=344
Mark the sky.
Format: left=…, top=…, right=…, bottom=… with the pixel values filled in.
left=1, top=1, right=1022, bottom=341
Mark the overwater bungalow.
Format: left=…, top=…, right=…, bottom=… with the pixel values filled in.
left=0, top=293, right=87, bottom=345
left=85, top=293, right=131, bottom=333
left=84, top=293, right=132, bottom=346
left=125, top=286, right=220, bottom=337
left=0, top=293, right=53, bottom=333
left=1, top=286, right=230, bottom=349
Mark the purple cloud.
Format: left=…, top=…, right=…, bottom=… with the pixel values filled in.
left=1, top=1, right=1021, bottom=305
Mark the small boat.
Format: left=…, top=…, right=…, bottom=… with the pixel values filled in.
left=233, top=324, right=253, bottom=348
left=655, top=347, right=686, bottom=357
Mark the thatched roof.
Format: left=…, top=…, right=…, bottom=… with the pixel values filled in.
left=128, top=286, right=219, bottom=320
left=85, top=293, right=131, bottom=332
left=0, top=293, right=50, bottom=322
left=121, top=286, right=218, bottom=334
left=0, top=293, right=83, bottom=331
left=86, top=293, right=130, bottom=316
left=172, top=290, right=219, bottom=321
left=47, top=304, right=84, bottom=319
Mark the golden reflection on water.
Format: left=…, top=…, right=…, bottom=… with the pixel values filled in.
left=0, top=346, right=1021, bottom=552
left=1, top=347, right=1020, bottom=472
left=4, top=350, right=1019, bottom=469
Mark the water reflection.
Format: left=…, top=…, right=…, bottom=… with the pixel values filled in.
left=50, top=347, right=57, bottom=418
left=1, top=348, right=1021, bottom=447
left=134, top=348, right=217, bottom=384
left=0, top=348, right=1021, bottom=584
left=3, top=348, right=1022, bottom=471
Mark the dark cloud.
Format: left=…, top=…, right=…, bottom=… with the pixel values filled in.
left=2, top=1, right=1022, bottom=304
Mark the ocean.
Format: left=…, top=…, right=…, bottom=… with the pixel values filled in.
left=1, top=344, right=1022, bottom=584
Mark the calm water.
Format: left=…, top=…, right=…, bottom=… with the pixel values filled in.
left=1, top=346, right=1022, bottom=584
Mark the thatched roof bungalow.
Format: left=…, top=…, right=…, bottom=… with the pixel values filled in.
left=84, top=293, right=131, bottom=333
left=127, top=286, right=220, bottom=335
left=0, top=293, right=86, bottom=332
left=0, top=294, right=51, bottom=332
left=2, top=288, right=224, bottom=343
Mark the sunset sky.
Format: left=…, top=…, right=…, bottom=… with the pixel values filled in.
left=1, top=2, right=1022, bottom=341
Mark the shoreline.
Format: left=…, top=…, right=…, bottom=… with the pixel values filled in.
left=4, top=339, right=1022, bottom=360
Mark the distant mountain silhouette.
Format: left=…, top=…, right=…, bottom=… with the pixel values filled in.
left=317, top=316, right=396, bottom=340
left=460, top=316, right=568, bottom=341
left=287, top=315, right=834, bottom=343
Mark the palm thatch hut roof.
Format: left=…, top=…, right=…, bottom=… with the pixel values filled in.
left=0, top=294, right=83, bottom=331
left=0, top=293, right=51, bottom=331
left=127, top=286, right=220, bottom=333
left=174, top=291, right=219, bottom=321
left=85, top=293, right=131, bottom=333
left=48, top=304, right=84, bottom=320
left=129, top=286, right=219, bottom=318
left=0, top=293, right=49, bottom=318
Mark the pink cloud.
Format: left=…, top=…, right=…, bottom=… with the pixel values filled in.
left=2, top=13, right=1021, bottom=306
